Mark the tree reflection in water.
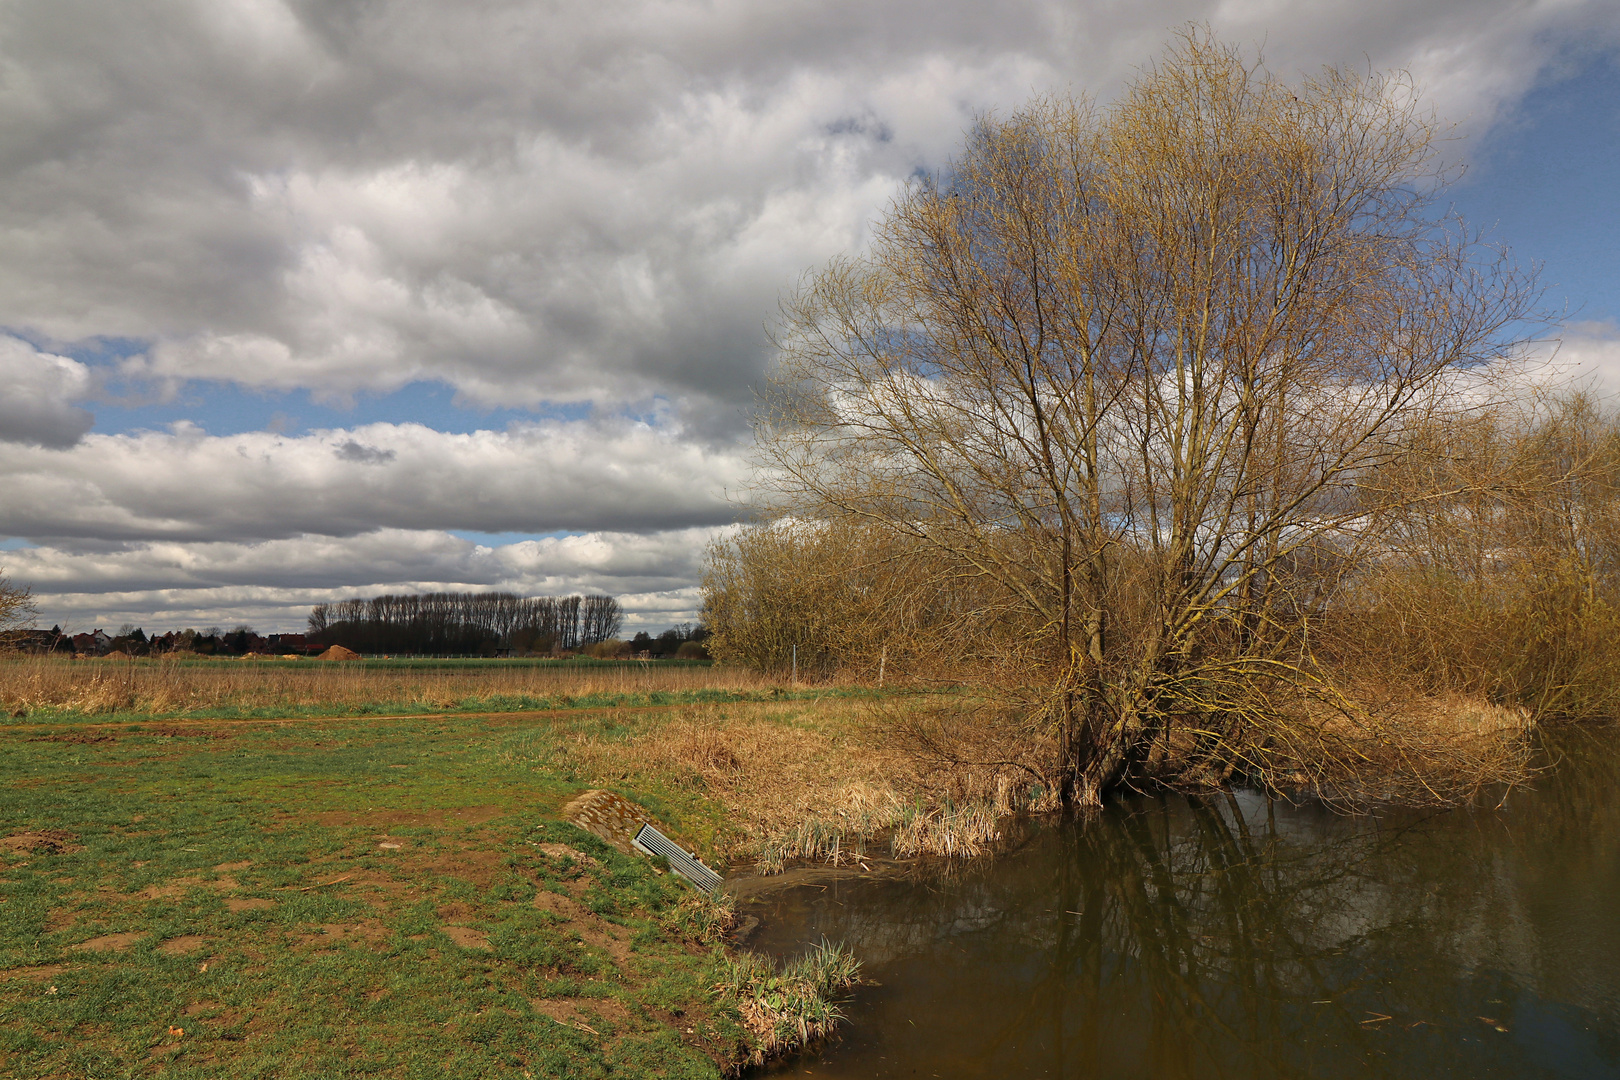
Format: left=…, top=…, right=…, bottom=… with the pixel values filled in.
left=748, top=728, right=1620, bottom=1079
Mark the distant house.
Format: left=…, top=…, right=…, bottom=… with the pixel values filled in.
left=0, top=627, right=66, bottom=653
left=70, top=629, right=114, bottom=655
left=266, top=633, right=312, bottom=655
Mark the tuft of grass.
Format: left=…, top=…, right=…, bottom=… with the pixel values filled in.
left=714, top=939, right=861, bottom=1070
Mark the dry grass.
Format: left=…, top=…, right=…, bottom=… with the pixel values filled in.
left=553, top=700, right=1015, bottom=871
left=0, top=654, right=780, bottom=719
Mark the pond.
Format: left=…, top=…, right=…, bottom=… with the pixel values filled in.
left=742, top=726, right=1620, bottom=1079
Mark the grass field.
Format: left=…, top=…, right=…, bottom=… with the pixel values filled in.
left=0, top=699, right=859, bottom=1079
left=0, top=659, right=1000, bottom=1077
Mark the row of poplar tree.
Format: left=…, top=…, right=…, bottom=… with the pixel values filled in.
left=307, top=592, right=622, bottom=655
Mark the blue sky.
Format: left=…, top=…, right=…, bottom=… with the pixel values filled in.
left=1453, top=54, right=1620, bottom=327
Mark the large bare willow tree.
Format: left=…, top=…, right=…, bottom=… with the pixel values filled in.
left=747, top=31, right=1539, bottom=805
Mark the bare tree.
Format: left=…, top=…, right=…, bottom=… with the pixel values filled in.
left=752, top=30, right=1538, bottom=805
left=0, top=570, right=37, bottom=635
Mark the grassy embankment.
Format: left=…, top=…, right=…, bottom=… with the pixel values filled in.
left=0, top=657, right=978, bottom=1078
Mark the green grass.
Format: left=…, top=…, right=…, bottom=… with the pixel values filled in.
left=0, top=711, right=755, bottom=1078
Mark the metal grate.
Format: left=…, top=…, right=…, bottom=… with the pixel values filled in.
left=632, top=824, right=724, bottom=893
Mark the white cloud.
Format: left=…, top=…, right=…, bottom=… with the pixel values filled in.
left=1551, top=322, right=1620, bottom=393
left=0, top=335, right=92, bottom=448
left=0, top=417, right=747, bottom=543
left=0, top=0, right=1612, bottom=417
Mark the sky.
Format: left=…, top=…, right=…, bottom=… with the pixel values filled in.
left=1, top=0, right=1618, bottom=636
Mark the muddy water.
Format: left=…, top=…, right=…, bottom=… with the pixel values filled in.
left=744, top=727, right=1620, bottom=1078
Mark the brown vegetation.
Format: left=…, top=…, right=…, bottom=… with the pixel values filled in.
left=550, top=700, right=1027, bottom=870
left=0, top=653, right=773, bottom=719
left=710, top=30, right=1549, bottom=809
left=0, top=569, right=36, bottom=636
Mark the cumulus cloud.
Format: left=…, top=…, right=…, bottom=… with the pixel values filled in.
left=0, top=335, right=93, bottom=448
left=0, top=417, right=746, bottom=543
left=5, top=527, right=726, bottom=633
left=0, top=0, right=1613, bottom=418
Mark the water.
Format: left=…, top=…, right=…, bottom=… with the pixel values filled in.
left=743, top=727, right=1620, bottom=1078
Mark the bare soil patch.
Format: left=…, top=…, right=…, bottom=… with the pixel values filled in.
left=27, top=733, right=114, bottom=744
left=441, top=925, right=490, bottom=950
left=302, top=920, right=390, bottom=949
left=140, top=876, right=205, bottom=900
left=577, top=921, right=632, bottom=966
left=535, top=842, right=598, bottom=866
left=532, top=891, right=588, bottom=919
left=159, top=935, right=209, bottom=955
left=145, top=727, right=231, bottom=740
left=225, top=897, right=275, bottom=912
left=533, top=996, right=632, bottom=1032
left=214, top=860, right=252, bottom=872
left=1, top=830, right=83, bottom=856
left=420, top=847, right=504, bottom=888
left=0, top=964, right=67, bottom=982
left=71, top=932, right=143, bottom=952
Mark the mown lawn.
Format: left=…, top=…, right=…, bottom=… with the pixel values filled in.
left=0, top=711, right=749, bottom=1079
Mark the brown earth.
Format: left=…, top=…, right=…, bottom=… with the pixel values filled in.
left=532, top=996, right=631, bottom=1034
left=0, top=965, right=67, bottom=982
left=71, top=933, right=143, bottom=952
left=225, top=898, right=275, bottom=912
left=1, top=830, right=82, bottom=856
left=440, top=925, right=490, bottom=950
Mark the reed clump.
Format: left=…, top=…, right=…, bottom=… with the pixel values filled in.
left=715, top=940, right=861, bottom=1071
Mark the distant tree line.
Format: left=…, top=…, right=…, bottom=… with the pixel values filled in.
left=628, top=622, right=710, bottom=659
left=307, top=592, right=622, bottom=655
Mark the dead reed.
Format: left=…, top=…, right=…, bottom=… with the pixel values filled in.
left=552, top=701, right=1018, bottom=872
